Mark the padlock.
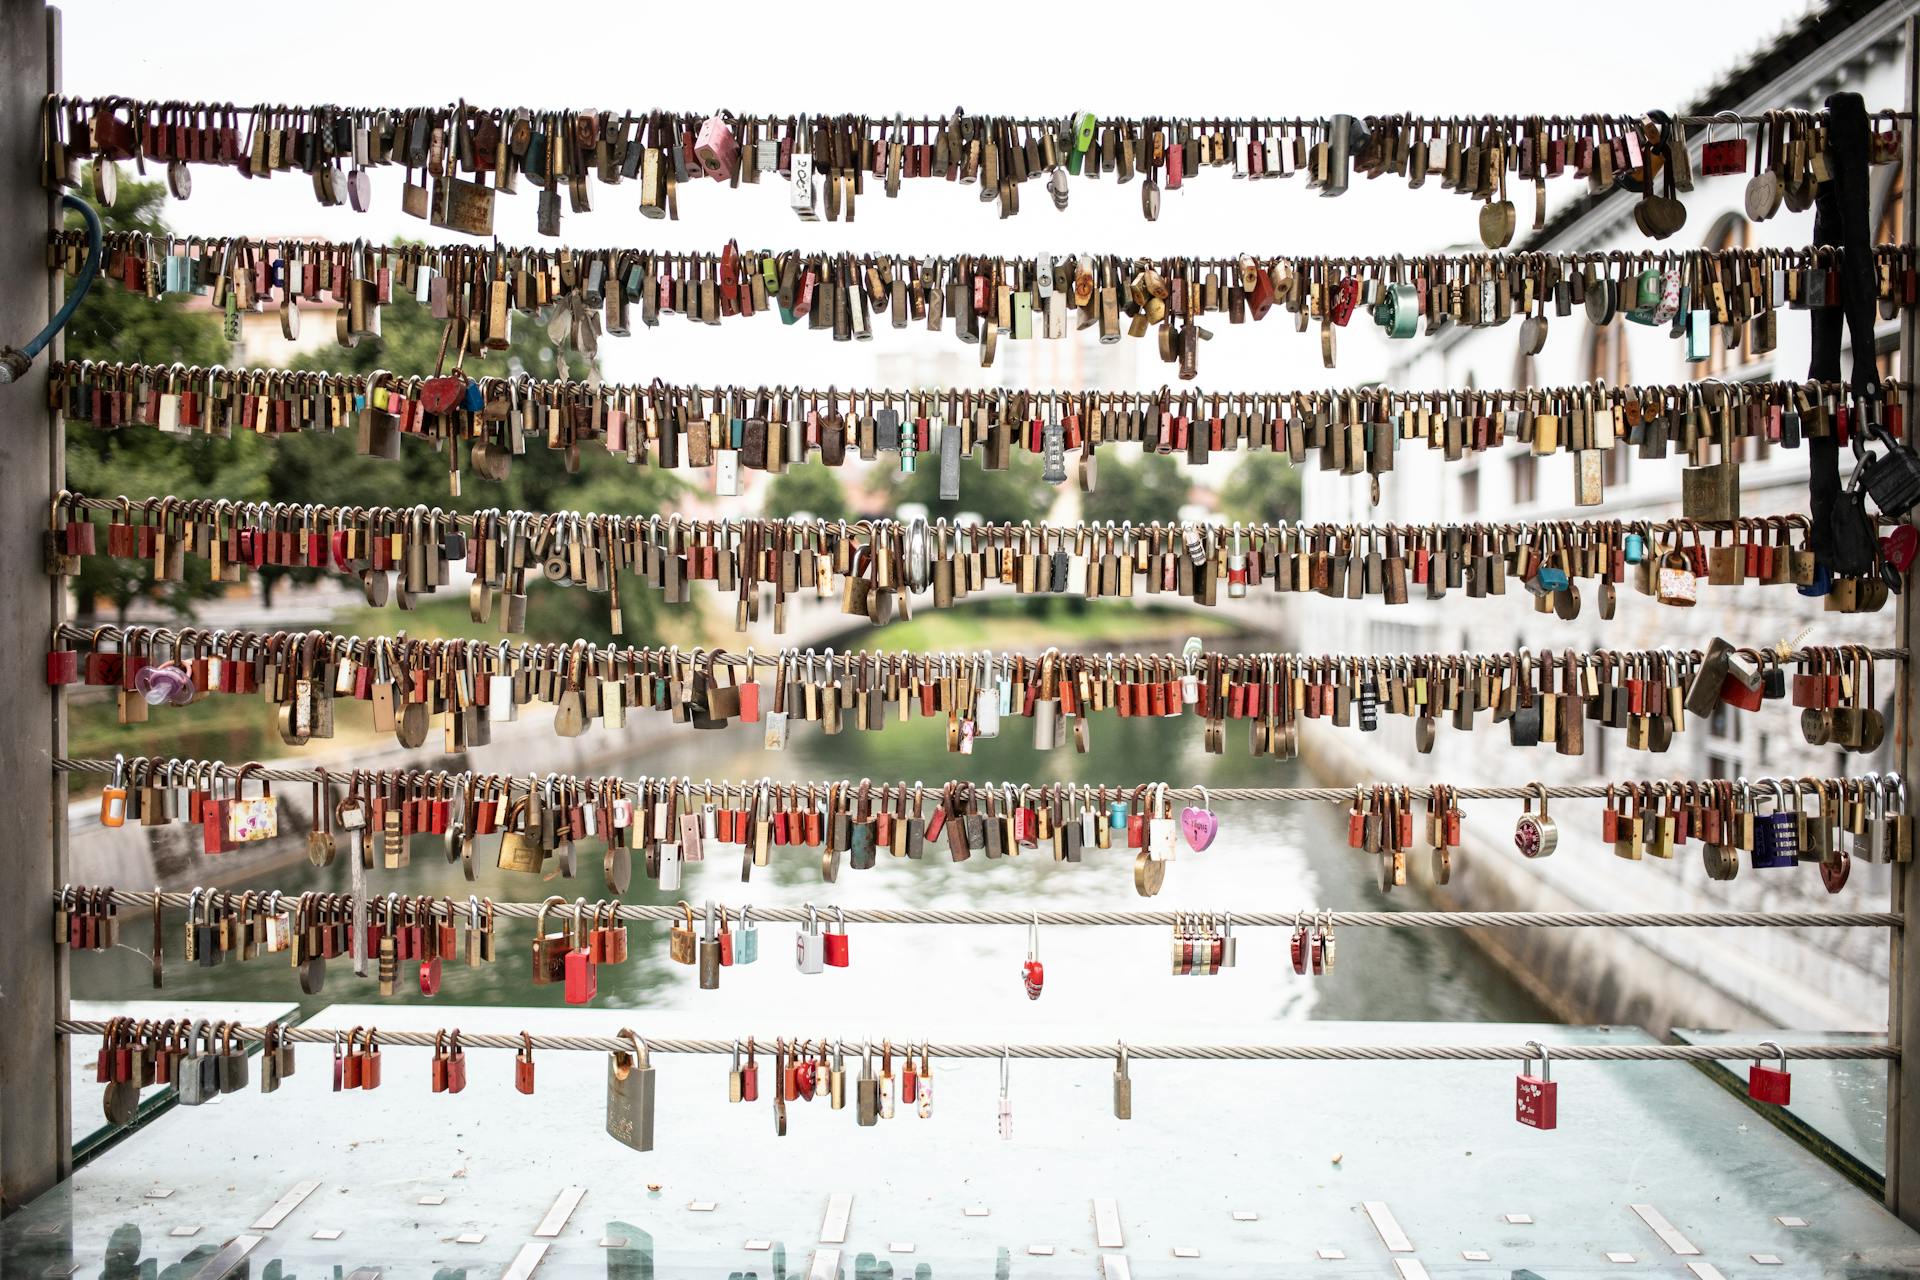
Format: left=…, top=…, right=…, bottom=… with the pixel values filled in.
left=822, top=904, right=850, bottom=967
left=100, top=752, right=128, bottom=828
left=1515, top=1039, right=1558, bottom=1129
left=1748, top=1039, right=1791, bottom=1105
left=1113, top=1042, right=1133, bottom=1119
left=857, top=1040, right=880, bottom=1126
left=1022, top=913, right=1044, bottom=1000
left=529, top=894, right=569, bottom=985
left=697, top=901, right=723, bottom=989
left=564, top=899, right=599, bottom=1004
left=604, top=1028, right=655, bottom=1151
left=1514, top=783, right=1558, bottom=858
left=444, top=1028, right=468, bottom=1095
left=668, top=900, right=697, bottom=965
left=1858, top=424, right=1920, bottom=519
left=997, top=1047, right=1013, bottom=1140
left=795, top=902, right=824, bottom=973
left=1750, top=779, right=1800, bottom=869
left=693, top=113, right=739, bottom=181
left=735, top=903, right=759, bottom=964
left=1179, top=785, right=1219, bottom=851
left=1883, top=775, right=1914, bottom=863
left=1147, top=783, right=1177, bottom=861
left=515, top=1032, right=537, bottom=1095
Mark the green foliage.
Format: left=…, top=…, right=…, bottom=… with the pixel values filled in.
left=1080, top=453, right=1190, bottom=526
left=267, top=290, right=684, bottom=645
left=62, top=173, right=684, bottom=643
left=761, top=463, right=849, bottom=521
left=65, top=168, right=256, bottom=622
left=1218, top=452, right=1303, bottom=525
left=871, top=455, right=1056, bottom=524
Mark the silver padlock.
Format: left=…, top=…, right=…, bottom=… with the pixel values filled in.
left=1855, top=772, right=1891, bottom=864
left=795, top=902, right=824, bottom=974
left=657, top=840, right=682, bottom=891
left=997, top=1046, right=1013, bottom=1140
left=790, top=153, right=817, bottom=221
left=175, top=1019, right=214, bottom=1106
left=1219, top=911, right=1237, bottom=967
left=1113, top=1042, right=1133, bottom=1120
left=974, top=653, right=1002, bottom=739
left=604, top=1028, right=655, bottom=1152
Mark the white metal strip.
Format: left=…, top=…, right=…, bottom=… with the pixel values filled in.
left=533, top=1186, right=587, bottom=1238
left=808, top=1249, right=841, bottom=1280
left=1093, top=1198, right=1124, bottom=1248
left=1685, top=1265, right=1730, bottom=1280
left=500, top=1242, right=547, bottom=1280
left=1630, top=1203, right=1701, bottom=1255
left=249, top=1182, right=321, bottom=1231
left=1394, top=1261, right=1432, bottom=1280
left=1101, top=1257, right=1132, bottom=1280
left=820, top=1192, right=853, bottom=1243
left=1363, top=1201, right=1415, bottom=1252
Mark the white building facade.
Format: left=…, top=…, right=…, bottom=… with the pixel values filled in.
left=1297, top=0, right=1916, bottom=1032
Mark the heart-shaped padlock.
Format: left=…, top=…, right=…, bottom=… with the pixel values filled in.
left=418, top=375, right=467, bottom=416
left=1180, top=786, right=1219, bottom=852
left=795, top=1054, right=817, bottom=1101
left=1021, top=916, right=1044, bottom=1000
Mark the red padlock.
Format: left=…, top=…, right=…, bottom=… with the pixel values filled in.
left=563, top=900, right=598, bottom=1005
left=1515, top=1040, right=1558, bottom=1129
left=1748, top=1041, right=1792, bottom=1105
left=739, top=1037, right=760, bottom=1102
left=515, top=1032, right=537, bottom=1095
left=1882, top=523, right=1920, bottom=573
left=1022, top=916, right=1045, bottom=1000
left=444, top=1029, right=467, bottom=1095
left=822, top=906, right=850, bottom=968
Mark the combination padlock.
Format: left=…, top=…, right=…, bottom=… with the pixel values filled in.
left=1514, top=782, right=1559, bottom=859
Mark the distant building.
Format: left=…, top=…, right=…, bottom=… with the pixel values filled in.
left=1295, top=0, right=1914, bottom=1031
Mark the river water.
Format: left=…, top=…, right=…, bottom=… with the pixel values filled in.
left=72, top=711, right=1547, bottom=1029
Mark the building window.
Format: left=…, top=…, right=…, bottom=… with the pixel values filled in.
left=1459, top=465, right=1479, bottom=516
left=1510, top=454, right=1536, bottom=505
left=1703, top=212, right=1756, bottom=376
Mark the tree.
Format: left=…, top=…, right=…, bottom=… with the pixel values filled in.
left=1081, top=453, right=1190, bottom=526
left=869, top=455, right=1056, bottom=524
left=1219, top=451, right=1303, bottom=525
left=762, top=463, right=848, bottom=521
left=271, top=285, right=685, bottom=644
left=63, top=167, right=264, bottom=623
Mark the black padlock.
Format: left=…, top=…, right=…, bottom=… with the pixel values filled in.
left=1859, top=425, right=1920, bottom=519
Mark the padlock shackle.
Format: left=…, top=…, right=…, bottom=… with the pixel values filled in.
left=1523, top=1037, right=1550, bottom=1080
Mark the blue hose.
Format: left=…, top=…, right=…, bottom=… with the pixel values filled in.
left=26, top=192, right=103, bottom=357
left=1, top=191, right=102, bottom=381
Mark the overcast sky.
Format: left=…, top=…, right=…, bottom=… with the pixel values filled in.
left=51, top=0, right=1825, bottom=391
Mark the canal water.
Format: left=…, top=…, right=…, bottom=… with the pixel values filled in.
left=71, top=712, right=1549, bottom=1029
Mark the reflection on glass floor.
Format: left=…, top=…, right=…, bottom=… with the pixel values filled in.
left=10, top=1005, right=1920, bottom=1277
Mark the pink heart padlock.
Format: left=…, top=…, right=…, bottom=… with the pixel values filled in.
left=1180, top=788, right=1219, bottom=852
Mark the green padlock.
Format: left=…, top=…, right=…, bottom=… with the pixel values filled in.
left=1373, top=283, right=1418, bottom=339
left=1068, top=113, right=1096, bottom=176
